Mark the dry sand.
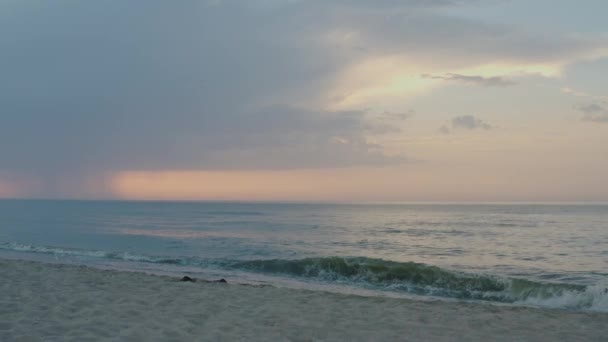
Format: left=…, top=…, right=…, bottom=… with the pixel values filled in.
left=1, top=258, right=607, bottom=341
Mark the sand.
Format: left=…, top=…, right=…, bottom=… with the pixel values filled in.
left=1, top=259, right=607, bottom=341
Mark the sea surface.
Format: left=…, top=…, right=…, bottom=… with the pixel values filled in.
left=1, top=200, right=607, bottom=312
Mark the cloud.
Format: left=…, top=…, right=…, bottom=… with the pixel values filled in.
left=577, top=103, right=608, bottom=123
left=577, top=103, right=605, bottom=114
left=0, top=0, right=605, bottom=197
left=562, top=87, right=592, bottom=98
left=380, top=110, right=415, bottom=121
left=325, top=4, right=608, bottom=69
left=451, top=115, right=492, bottom=130
left=0, top=105, right=405, bottom=170
left=452, top=115, right=492, bottom=130
left=438, top=125, right=452, bottom=135
left=421, top=73, right=517, bottom=87
left=438, top=115, right=492, bottom=134
left=197, top=107, right=408, bottom=169
left=563, top=89, right=608, bottom=122
left=562, top=87, right=607, bottom=101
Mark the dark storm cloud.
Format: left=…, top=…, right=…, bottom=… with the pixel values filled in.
left=0, top=2, right=368, bottom=167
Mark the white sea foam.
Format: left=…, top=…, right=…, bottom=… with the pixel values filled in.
left=518, top=284, right=608, bottom=312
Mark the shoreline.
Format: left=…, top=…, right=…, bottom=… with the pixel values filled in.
left=2, top=258, right=607, bottom=341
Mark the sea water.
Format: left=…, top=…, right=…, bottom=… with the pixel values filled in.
left=1, top=200, right=606, bottom=311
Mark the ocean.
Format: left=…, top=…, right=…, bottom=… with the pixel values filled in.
left=1, top=200, right=606, bottom=312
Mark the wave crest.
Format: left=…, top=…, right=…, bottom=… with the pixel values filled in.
left=227, top=257, right=606, bottom=311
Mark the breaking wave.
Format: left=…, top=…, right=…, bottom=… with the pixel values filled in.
left=1, top=242, right=606, bottom=312
left=228, top=257, right=607, bottom=311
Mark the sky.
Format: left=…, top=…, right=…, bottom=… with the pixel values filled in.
left=1, top=0, right=607, bottom=202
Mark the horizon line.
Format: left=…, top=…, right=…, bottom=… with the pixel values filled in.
left=1, top=198, right=607, bottom=206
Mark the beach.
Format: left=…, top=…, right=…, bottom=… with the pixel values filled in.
left=2, top=0, right=608, bottom=339
left=2, top=259, right=607, bottom=341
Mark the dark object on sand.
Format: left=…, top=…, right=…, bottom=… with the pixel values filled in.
left=179, top=276, right=227, bottom=283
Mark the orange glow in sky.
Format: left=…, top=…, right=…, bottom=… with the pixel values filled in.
left=0, top=180, right=18, bottom=198
left=110, top=169, right=391, bottom=202
left=109, top=163, right=608, bottom=203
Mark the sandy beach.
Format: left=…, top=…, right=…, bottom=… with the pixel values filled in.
left=1, top=259, right=606, bottom=341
